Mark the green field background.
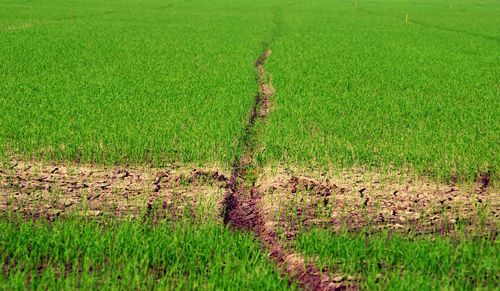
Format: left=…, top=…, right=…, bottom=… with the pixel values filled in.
left=1, top=0, right=499, bottom=180
left=0, top=0, right=273, bottom=166
left=262, top=0, right=499, bottom=180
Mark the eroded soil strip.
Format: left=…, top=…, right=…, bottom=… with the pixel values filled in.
left=258, top=169, right=498, bottom=242
left=222, top=50, right=349, bottom=290
left=0, top=161, right=228, bottom=221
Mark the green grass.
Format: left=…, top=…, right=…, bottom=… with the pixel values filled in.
left=295, top=228, right=499, bottom=290
left=0, top=217, right=292, bottom=290
left=262, top=0, right=499, bottom=181
left=1, top=0, right=498, bottom=180
left=0, top=0, right=274, bottom=167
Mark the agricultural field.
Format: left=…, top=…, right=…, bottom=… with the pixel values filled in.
left=0, top=0, right=499, bottom=290
left=0, top=0, right=272, bottom=165
left=262, top=0, right=499, bottom=181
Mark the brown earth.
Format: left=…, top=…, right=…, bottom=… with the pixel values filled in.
left=0, top=160, right=228, bottom=222
left=258, top=167, right=499, bottom=241
left=2, top=160, right=496, bottom=235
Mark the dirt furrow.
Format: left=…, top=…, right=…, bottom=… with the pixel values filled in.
left=221, top=48, right=351, bottom=290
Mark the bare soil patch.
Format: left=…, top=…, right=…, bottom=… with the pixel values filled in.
left=2, top=159, right=497, bottom=289
left=258, top=167, right=499, bottom=240
left=0, top=160, right=227, bottom=222
left=3, top=23, right=34, bottom=31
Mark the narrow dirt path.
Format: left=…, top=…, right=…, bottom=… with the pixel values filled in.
left=221, top=44, right=351, bottom=290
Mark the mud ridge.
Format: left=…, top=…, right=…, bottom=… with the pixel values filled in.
left=221, top=48, right=351, bottom=290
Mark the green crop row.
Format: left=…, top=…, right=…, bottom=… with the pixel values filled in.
left=0, top=216, right=292, bottom=290
left=295, top=227, right=499, bottom=290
